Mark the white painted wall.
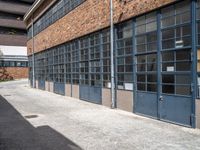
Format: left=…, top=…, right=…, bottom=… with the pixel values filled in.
left=0, top=45, right=27, bottom=56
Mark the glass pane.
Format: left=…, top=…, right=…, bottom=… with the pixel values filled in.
left=162, top=75, right=174, bottom=84
left=137, top=83, right=146, bottom=91
left=161, top=17, right=175, bottom=28
left=162, top=51, right=174, bottom=62
left=162, top=63, right=174, bottom=72
left=162, top=29, right=174, bottom=40
left=162, top=84, right=175, bottom=94
left=147, top=84, right=157, bottom=92
left=136, top=44, right=146, bottom=53
left=147, top=63, right=156, bottom=71
left=176, top=50, right=190, bottom=61
left=146, top=22, right=157, bottom=32
left=176, top=62, right=190, bottom=71
left=137, top=64, right=146, bottom=72
left=147, top=74, right=157, bottom=82
left=137, top=55, right=146, bottom=63
left=176, top=75, right=191, bottom=84
left=162, top=40, right=175, bottom=49
left=137, top=74, right=146, bottom=82
left=176, top=86, right=190, bottom=95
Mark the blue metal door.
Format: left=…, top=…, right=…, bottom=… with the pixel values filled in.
left=38, top=80, right=45, bottom=90
left=80, top=85, right=102, bottom=104
left=54, top=82, right=65, bottom=95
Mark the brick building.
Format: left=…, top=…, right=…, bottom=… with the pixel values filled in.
left=0, top=0, right=35, bottom=80
left=24, top=0, right=200, bottom=128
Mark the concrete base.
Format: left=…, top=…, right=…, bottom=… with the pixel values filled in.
left=117, top=90, right=133, bottom=112
left=72, top=84, right=79, bottom=99
left=45, top=81, right=49, bottom=91
left=65, top=84, right=71, bottom=97
left=102, top=88, right=111, bottom=108
left=196, top=99, right=200, bottom=129
left=49, top=82, right=54, bottom=93
left=36, top=80, right=38, bottom=89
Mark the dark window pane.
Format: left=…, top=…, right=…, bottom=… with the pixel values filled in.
left=176, top=86, right=190, bottom=95
left=176, top=50, right=190, bottom=61
left=162, top=75, right=174, bottom=84
left=162, top=84, right=175, bottom=94
left=176, top=62, right=191, bottom=71
left=137, top=74, right=146, bottom=82
left=162, top=51, right=174, bottom=62
left=147, top=74, right=157, bottom=82
left=137, top=83, right=146, bottom=91
left=176, top=75, right=191, bottom=85
left=147, top=84, right=157, bottom=92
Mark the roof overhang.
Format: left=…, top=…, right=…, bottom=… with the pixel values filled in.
left=23, top=0, right=45, bottom=22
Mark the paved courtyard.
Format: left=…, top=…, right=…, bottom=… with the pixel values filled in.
left=0, top=80, right=200, bottom=150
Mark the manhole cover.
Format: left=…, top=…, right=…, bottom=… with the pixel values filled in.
left=3, top=95, right=11, bottom=97
left=24, top=115, right=38, bottom=119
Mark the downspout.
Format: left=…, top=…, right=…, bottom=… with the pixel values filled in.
left=110, top=0, right=115, bottom=108
left=31, top=16, right=35, bottom=88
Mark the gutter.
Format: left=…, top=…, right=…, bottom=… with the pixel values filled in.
left=23, top=0, right=45, bottom=22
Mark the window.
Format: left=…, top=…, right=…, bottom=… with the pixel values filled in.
left=65, top=43, right=71, bottom=84
left=136, top=12, right=157, bottom=92
left=80, top=37, right=89, bottom=85
left=102, top=30, right=111, bottom=88
left=90, top=33, right=101, bottom=87
left=161, top=0, right=191, bottom=50
left=71, top=41, right=79, bottom=84
left=116, top=21, right=133, bottom=90
left=161, top=0, right=190, bottom=28
left=32, top=0, right=86, bottom=36
left=53, top=46, right=65, bottom=83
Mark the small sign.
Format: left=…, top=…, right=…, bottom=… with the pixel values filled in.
left=167, top=66, right=174, bottom=72
left=124, top=83, right=133, bottom=90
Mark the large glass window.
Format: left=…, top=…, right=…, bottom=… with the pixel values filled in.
left=80, top=37, right=89, bottom=85
left=136, top=12, right=158, bottom=92
left=161, top=0, right=191, bottom=50
left=65, top=43, right=72, bottom=84
left=89, top=33, right=101, bottom=87
left=53, top=46, right=65, bottom=83
left=161, top=0, right=192, bottom=96
left=102, top=30, right=111, bottom=88
left=116, top=21, right=133, bottom=90
left=31, top=0, right=85, bottom=36
left=71, top=41, right=80, bottom=84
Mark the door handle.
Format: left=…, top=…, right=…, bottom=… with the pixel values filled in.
left=159, top=96, right=163, bottom=101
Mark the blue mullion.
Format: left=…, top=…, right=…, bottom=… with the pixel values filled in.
left=190, top=0, right=198, bottom=128
left=157, top=10, right=162, bottom=119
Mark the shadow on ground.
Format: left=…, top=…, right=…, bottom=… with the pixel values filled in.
left=0, top=95, right=82, bottom=150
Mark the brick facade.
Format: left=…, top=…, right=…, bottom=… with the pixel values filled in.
left=26, top=0, right=176, bottom=55
left=0, top=67, right=28, bottom=80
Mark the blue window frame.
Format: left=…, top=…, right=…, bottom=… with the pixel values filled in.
left=65, top=43, right=72, bottom=84
left=102, top=29, right=111, bottom=88
left=53, top=46, right=65, bottom=83
left=71, top=41, right=79, bottom=84
left=30, top=0, right=85, bottom=37
left=135, top=12, right=157, bottom=92
left=116, top=21, right=133, bottom=90
left=89, top=33, right=102, bottom=87
left=161, top=0, right=192, bottom=96
left=79, top=37, right=89, bottom=85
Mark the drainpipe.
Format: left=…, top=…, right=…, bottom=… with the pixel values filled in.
left=31, top=16, right=35, bottom=88
left=110, top=0, right=115, bottom=108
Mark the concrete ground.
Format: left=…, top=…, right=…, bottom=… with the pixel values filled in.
left=0, top=80, right=200, bottom=150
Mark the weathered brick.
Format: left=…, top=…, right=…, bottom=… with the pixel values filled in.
left=26, top=0, right=176, bottom=55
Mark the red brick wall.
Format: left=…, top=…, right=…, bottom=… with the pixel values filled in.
left=27, top=0, right=176, bottom=55
left=0, top=67, right=28, bottom=80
